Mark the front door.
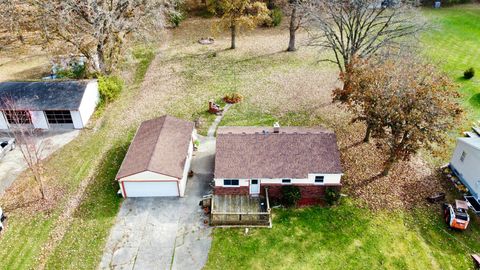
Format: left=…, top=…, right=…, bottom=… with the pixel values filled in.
left=250, top=179, right=260, bottom=195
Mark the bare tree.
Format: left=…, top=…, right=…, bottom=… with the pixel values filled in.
left=287, top=0, right=307, bottom=52
left=31, top=0, right=173, bottom=74
left=305, top=0, right=424, bottom=92
left=0, top=0, right=39, bottom=50
left=2, top=99, right=47, bottom=199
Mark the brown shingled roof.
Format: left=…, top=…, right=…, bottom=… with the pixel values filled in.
left=116, top=115, right=194, bottom=180
left=215, top=126, right=343, bottom=179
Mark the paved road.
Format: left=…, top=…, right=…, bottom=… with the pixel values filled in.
left=0, top=129, right=79, bottom=198
left=99, top=136, right=214, bottom=270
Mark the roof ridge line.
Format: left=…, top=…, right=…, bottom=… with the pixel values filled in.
left=146, top=116, right=167, bottom=172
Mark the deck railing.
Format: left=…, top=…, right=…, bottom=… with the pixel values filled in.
left=210, top=188, right=272, bottom=227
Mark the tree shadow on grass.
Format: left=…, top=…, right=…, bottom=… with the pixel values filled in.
left=353, top=173, right=384, bottom=191
left=171, top=48, right=285, bottom=65
left=73, top=138, right=132, bottom=220
left=11, top=64, right=50, bottom=80
left=469, top=93, right=480, bottom=108
left=339, top=140, right=365, bottom=151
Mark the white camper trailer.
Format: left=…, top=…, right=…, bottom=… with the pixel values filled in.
left=450, top=124, right=480, bottom=212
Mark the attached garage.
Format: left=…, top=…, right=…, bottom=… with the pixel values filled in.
left=116, top=115, right=195, bottom=198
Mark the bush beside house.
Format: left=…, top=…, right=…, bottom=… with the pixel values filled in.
left=98, top=76, right=124, bottom=105
left=281, top=186, right=301, bottom=207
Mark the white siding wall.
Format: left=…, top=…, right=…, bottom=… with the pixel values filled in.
left=77, top=80, right=100, bottom=128
left=31, top=111, right=49, bottom=129
left=178, top=139, right=194, bottom=197
left=120, top=171, right=178, bottom=181
left=307, top=174, right=342, bottom=185
left=71, top=111, right=84, bottom=129
left=451, top=139, right=480, bottom=197
left=214, top=173, right=342, bottom=187
left=0, top=112, right=8, bottom=130
left=214, top=178, right=250, bottom=187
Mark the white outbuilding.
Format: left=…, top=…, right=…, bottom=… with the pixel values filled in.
left=116, top=115, right=195, bottom=198
left=450, top=131, right=480, bottom=201
left=0, top=80, right=99, bottom=130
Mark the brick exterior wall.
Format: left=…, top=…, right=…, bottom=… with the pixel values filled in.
left=215, top=185, right=341, bottom=198
left=214, top=184, right=341, bottom=206
left=260, top=185, right=338, bottom=199
left=214, top=186, right=249, bottom=195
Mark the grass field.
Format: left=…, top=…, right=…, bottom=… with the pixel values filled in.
left=206, top=200, right=480, bottom=270
left=422, top=5, right=480, bottom=122
left=199, top=5, right=480, bottom=269
left=0, top=4, right=479, bottom=270
left=0, top=48, right=155, bottom=270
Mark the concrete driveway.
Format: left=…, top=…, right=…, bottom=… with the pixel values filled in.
left=99, top=136, right=214, bottom=270
left=0, top=129, right=79, bottom=198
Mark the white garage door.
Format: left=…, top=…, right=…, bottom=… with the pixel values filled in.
left=123, top=181, right=179, bottom=197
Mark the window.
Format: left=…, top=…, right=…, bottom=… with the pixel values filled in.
left=282, top=179, right=291, bottom=184
left=315, top=176, right=325, bottom=184
left=460, top=151, right=467, bottom=162
left=224, top=179, right=239, bottom=186
left=251, top=179, right=258, bottom=185
left=45, top=110, right=73, bottom=124
left=4, top=110, right=32, bottom=124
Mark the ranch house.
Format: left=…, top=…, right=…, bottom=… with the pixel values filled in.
left=214, top=125, right=344, bottom=205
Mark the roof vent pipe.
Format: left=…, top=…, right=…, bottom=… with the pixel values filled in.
left=273, top=122, right=280, bottom=133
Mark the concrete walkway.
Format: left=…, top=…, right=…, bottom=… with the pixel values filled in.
left=207, top=104, right=232, bottom=138
left=99, top=106, right=232, bottom=270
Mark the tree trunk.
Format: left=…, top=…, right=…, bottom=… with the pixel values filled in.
left=381, top=154, right=396, bottom=177
left=89, top=44, right=108, bottom=75
left=35, top=173, right=46, bottom=200
left=230, top=23, right=236, bottom=49
left=363, top=124, right=372, bottom=143
left=96, top=44, right=107, bottom=74
left=287, top=4, right=297, bottom=52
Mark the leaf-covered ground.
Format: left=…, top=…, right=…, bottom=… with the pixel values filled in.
left=0, top=4, right=479, bottom=269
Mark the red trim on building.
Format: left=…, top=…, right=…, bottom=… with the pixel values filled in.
left=118, top=179, right=180, bottom=182
left=121, top=181, right=127, bottom=198
left=120, top=180, right=181, bottom=197
left=214, top=186, right=249, bottom=195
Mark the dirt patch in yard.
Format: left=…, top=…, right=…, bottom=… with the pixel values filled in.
left=0, top=45, right=50, bottom=82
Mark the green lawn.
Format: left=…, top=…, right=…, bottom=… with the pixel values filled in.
left=43, top=49, right=155, bottom=270
left=203, top=5, right=480, bottom=270
left=0, top=48, right=155, bottom=270
left=1, top=5, right=480, bottom=270
left=422, top=5, right=480, bottom=122
left=206, top=200, right=480, bottom=270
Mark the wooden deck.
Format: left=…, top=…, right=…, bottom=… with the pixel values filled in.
left=210, top=189, right=271, bottom=227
